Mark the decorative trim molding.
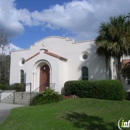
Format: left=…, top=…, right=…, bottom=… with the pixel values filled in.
left=26, top=52, right=40, bottom=62
left=44, top=50, right=67, bottom=61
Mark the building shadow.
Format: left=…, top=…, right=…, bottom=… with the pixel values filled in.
left=78, top=44, right=108, bottom=81
left=64, top=112, right=117, bottom=130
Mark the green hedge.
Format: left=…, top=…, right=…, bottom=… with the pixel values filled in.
left=64, top=80, right=125, bottom=101
left=30, top=88, right=63, bottom=106
left=64, top=80, right=93, bottom=97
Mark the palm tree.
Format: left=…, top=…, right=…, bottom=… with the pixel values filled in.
left=96, top=15, right=130, bottom=80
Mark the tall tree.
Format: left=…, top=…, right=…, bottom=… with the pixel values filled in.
left=0, top=29, right=9, bottom=50
left=0, top=29, right=10, bottom=85
left=96, top=15, right=130, bottom=80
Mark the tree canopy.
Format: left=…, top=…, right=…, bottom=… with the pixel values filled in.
left=96, top=14, right=130, bottom=80
left=0, top=29, right=10, bottom=85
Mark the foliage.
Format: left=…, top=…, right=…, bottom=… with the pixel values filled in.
left=0, top=29, right=10, bottom=85
left=96, top=14, right=130, bottom=80
left=64, top=80, right=94, bottom=97
left=30, top=88, right=63, bottom=106
left=121, top=62, right=130, bottom=78
left=29, top=93, right=43, bottom=106
left=0, top=84, right=7, bottom=90
left=93, top=80, right=125, bottom=100
left=5, top=83, right=25, bottom=91
left=41, top=87, right=58, bottom=96
left=0, top=55, right=10, bottom=85
left=64, top=80, right=125, bottom=100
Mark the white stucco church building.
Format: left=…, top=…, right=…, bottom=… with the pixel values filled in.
left=9, top=36, right=130, bottom=93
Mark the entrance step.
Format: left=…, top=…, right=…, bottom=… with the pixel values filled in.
left=1, top=92, right=39, bottom=105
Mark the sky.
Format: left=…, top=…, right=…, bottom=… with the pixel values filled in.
left=0, top=0, right=130, bottom=49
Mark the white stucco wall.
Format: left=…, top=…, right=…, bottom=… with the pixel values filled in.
left=10, top=36, right=107, bottom=93
left=58, top=60, right=67, bottom=93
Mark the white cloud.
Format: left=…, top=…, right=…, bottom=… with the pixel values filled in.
left=30, top=0, right=130, bottom=40
left=0, top=0, right=24, bottom=37
left=0, top=0, right=130, bottom=40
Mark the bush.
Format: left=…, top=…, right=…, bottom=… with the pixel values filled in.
left=30, top=88, right=63, bottom=106
left=0, top=84, right=5, bottom=90
left=64, top=80, right=94, bottom=97
left=64, top=80, right=125, bottom=101
left=0, top=83, right=8, bottom=90
left=6, top=83, right=25, bottom=91
left=93, top=80, right=125, bottom=100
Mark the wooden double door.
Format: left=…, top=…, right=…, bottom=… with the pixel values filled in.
left=39, top=64, right=50, bottom=91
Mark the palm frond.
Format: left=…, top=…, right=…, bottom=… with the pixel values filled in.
left=96, top=14, right=130, bottom=59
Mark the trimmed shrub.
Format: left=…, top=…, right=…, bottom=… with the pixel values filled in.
left=30, top=88, right=63, bottom=106
left=64, top=80, right=125, bottom=101
left=64, top=80, right=94, bottom=97
left=93, top=80, right=125, bottom=100
left=65, top=81, right=85, bottom=96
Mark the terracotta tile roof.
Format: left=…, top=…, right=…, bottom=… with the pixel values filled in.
left=26, top=52, right=40, bottom=62
left=44, top=50, right=67, bottom=61
left=122, top=59, right=130, bottom=68
left=122, top=59, right=130, bottom=64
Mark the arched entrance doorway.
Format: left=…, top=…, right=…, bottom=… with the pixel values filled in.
left=33, top=60, right=51, bottom=92
left=40, top=64, right=50, bottom=91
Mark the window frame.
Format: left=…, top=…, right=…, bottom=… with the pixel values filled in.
left=20, top=70, right=24, bottom=83
left=82, top=66, right=88, bottom=80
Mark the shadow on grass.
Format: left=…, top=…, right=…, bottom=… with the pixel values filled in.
left=64, top=112, right=117, bottom=130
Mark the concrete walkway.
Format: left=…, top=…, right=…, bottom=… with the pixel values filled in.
left=0, top=103, right=26, bottom=123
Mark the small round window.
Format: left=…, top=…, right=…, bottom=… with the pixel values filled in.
left=83, top=54, right=88, bottom=60
left=19, top=58, right=25, bottom=66
left=80, top=51, right=89, bottom=61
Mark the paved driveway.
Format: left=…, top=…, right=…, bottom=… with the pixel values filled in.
left=0, top=103, right=26, bottom=123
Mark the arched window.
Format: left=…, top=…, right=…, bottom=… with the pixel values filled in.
left=82, top=66, right=88, bottom=80
left=20, top=70, right=24, bottom=83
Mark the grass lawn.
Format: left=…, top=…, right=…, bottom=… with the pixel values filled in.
left=0, top=98, right=130, bottom=130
